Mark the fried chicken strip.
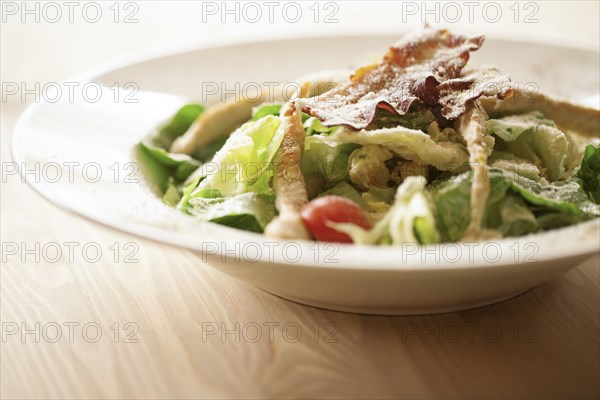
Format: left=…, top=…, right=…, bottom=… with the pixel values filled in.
left=457, top=101, right=498, bottom=240
left=264, top=85, right=312, bottom=240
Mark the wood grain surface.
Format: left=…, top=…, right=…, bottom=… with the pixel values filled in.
left=1, top=3, right=600, bottom=398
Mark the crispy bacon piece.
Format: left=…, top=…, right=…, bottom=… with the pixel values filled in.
left=299, top=27, right=511, bottom=129
left=438, top=66, right=512, bottom=120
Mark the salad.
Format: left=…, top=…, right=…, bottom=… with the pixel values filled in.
left=138, top=27, right=600, bottom=245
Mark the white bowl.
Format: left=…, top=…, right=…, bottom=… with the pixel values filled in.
left=12, top=34, right=600, bottom=314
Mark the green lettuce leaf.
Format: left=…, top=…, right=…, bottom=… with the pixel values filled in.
left=431, top=168, right=600, bottom=241
left=135, top=144, right=172, bottom=194
left=496, top=196, right=538, bottom=237
left=302, top=141, right=359, bottom=183
left=308, top=126, right=468, bottom=173
left=186, top=192, right=276, bottom=233
left=432, top=172, right=538, bottom=241
left=534, top=212, right=589, bottom=230
left=303, top=117, right=339, bottom=135
left=319, top=181, right=366, bottom=208
left=138, top=103, right=205, bottom=187
left=162, top=177, right=181, bottom=206
left=366, top=186, right=396, bottom=204
left=194, top=115, right=283, bottom=197
left=252, top=103, right=282, bottom=121
left=430, top=173, right=472, bottom=242
left=509, top=175, right=600, bottom=216
left=150, top=104, right=204, bottom=149
left=194, top=137, right=228, bottom=162
left=485, top=111, right=553, bottom=142
left=139, top=103, right=278, bottom=234
left=576, top=144, right=600, bottom=203
left=139, top=142, right=201, bottom=182
left=177, top=175, right=204, bottom=212
left=486, top=112, right=569, bottom=181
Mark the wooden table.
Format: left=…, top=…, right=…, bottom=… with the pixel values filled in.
left=1, top=2, right=599, bottom=398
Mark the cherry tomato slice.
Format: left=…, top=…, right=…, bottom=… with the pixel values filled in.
left=300, top=196, right=371, bottom=243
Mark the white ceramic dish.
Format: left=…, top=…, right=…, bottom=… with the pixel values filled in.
left=12, top=34, right=600, bottom=314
